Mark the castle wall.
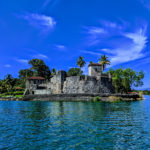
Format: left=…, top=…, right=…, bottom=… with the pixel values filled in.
left=25, top=70, right=114, bottom=95
left=47, top=71, right=66, bottom=94
left=34, top=89, right=51, bottom=95
left=63, top=76, right=113, bottom=94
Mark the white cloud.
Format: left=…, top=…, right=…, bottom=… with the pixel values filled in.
left=81, top=50, right=101, bottom=56
left=16, top=59, right=28, bottom=64
left=55, top=45, right=67, bottom=51
left=103, top=28, right=148, bottom=66
left=33, top=54, right=48, bottom=59
left=87, top=27, right=106, bottom=35
left=4, top=64, right=11, bottom=68
left=100, top=20, right=123, bottom=29
left=83, top=26, right=107, bottom=46
left=82, top=19, right=148, bottom=67
left=19, top=13, right=56, bottom=30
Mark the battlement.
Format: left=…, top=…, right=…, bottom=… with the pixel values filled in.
left=25, top=66, right=114, bottom=95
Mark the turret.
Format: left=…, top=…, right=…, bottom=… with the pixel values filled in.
left=88, top=63, right=103, bottom=76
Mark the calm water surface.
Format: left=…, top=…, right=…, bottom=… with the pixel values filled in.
left=0, top=96, right=150, bottom=150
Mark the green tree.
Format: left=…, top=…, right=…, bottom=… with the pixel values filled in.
left=19, top=69, right=33, bottom=80
left=77, top=56, right=86, bottom=69
left=0, top=80, right=7, bottom=93
left=28, top=59, right=51, bottom=80
left=67, top=68, right=83, bottom=76
left=108, top=68, right=144, bottom=93
left=3, top=74, right=17, bottom=92
left=51, top=68, right=56, bottom=76
left=99, top=55, right=110, bottom=70
left=89, top=61, right=93, bottom=65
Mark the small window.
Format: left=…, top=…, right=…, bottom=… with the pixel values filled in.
left=32, top=91, right=34, bottom=95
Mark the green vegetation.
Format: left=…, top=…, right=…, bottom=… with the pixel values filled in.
left=93, top=96, right=100, bottom=102
left=108, top=96, right=122, bottom=102
left=108, top=68, right=144, bottom=93
left=99, top=54, right=110, bottom=70
left=133, top=90, right=150, bottom=95
left=77, top=56, right=86, bottom=69
left=67, top=68, right=83, bottom=76
left=51, top=68, right=56, bottom=76
left=0, top=55, right=146, bottom=99
left=0, top=58, right=51, bottom=98
left=143, top=90, right=150, bottom=95
left=29, top=59, right=51, bottom=80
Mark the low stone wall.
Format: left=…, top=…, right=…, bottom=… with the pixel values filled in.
left=23, top=93, right=140, bottom=102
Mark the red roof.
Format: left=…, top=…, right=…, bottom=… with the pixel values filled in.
left=27, top=76, right=45, bottom=80
left=88, top=63, right=102, bottom=67
left=15, top=87, right=24, bottom=90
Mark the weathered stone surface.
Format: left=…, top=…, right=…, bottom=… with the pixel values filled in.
left=25, top=64, right=114, bottom=96
left=63, top=76, right=114, bottom=94
left=23, top=93, right=140, bottom=101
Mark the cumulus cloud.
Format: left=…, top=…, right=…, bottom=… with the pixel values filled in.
left=18, top=13, right=56, bottom=31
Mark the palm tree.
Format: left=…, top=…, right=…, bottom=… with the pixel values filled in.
left=77, top=56, right=86, bottom=69
left=51, top=68, right=56, bottom=75
left=99, top=55, right=110, bottom=70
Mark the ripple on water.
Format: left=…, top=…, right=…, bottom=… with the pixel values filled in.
left=0, top=97, right=150, bottom=149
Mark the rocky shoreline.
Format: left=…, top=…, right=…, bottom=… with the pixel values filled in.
left=0, top=93, right=142, bottom=102
left=22, top=93, right=141, bottom=102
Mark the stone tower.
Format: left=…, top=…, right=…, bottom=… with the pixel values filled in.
left=50, top=70, right=66, bottom=94
left=88, top=63, right=103, bottom=76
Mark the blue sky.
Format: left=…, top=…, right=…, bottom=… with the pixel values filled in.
left=0, top=0, right=150, bottom=88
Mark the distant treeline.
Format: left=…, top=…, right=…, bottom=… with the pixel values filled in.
left=133, top=90, right=150, bottom=95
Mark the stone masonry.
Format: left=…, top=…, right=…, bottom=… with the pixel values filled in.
left=24, top=63, right=114, bottom=95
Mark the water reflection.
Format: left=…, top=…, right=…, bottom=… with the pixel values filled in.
left=0, top=97, right=150, bottom=149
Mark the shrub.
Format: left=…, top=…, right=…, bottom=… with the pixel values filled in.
left=93, top=96, right=100, bottom=102
left=108, top=96, right=122, bottom=102
left=13, top=91, right=24, bottom=95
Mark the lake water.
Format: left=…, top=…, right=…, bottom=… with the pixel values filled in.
left=0, top=96, right=150, bottom=150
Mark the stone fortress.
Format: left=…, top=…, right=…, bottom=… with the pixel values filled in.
left=24, top=63, right=114, bottom=96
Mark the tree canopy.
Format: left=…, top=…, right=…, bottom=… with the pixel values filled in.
left=28, top=59, right=51, bottom=80
left=67, top=68, right=83, bottom=76
left=99, top=55, right=110, bottom=70
left=108, top=68, right=144, bottom=93
left=77, top=56, right=86, bottom=68
left=19, top=69, right=33, bottom=81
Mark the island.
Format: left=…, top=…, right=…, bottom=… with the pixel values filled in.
left=23, top=62, right=140, bottom=101
left=0, top=55, right=144, bottom=101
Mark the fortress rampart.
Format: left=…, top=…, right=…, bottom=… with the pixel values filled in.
left=24, top=63, right=114, bottom=95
